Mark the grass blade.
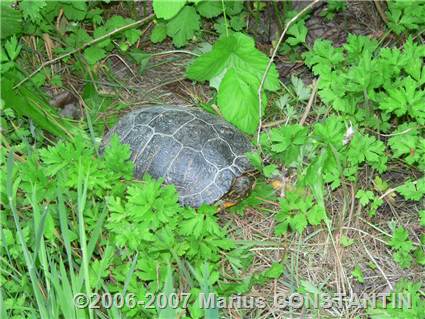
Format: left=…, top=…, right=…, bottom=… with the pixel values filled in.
left=6, top=150, right=49, bottom=318
left=76, top=160, right=93, bottom=319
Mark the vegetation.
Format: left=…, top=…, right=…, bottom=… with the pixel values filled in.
left=1, top=0, right=424, bottom=318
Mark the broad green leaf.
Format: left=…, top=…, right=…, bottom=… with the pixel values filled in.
left=1, top=1, right=22, bottom=39
left=153, top=0, right=186, bottom=20
left=230, top=14, right=246, bottom=31
left=217, top=68, right=261, bottom=134
left=1, top=74, right=73, bottom=138
left=196, top=0, right=222, bottom=18
left=84, top=46, right=106, bottom=65
left=150, top=22, right=167, bottom=43
left=166, top=6, right=200, bottom=47
left=62, top=1, right=87, bottom=21
left=187, top=32, right=279, bottom=92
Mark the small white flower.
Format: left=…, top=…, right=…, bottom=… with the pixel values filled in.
left=343, top=125, right=355, bottom=145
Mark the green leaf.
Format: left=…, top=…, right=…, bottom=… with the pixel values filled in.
left=124, top=28, right=141, bottom=45
left=302, top=39, right=344, bottom=75
left=196, top=0, right=222, bottom=18
left=166, top=6, right=200, bottom=47
left=388, top=124, right=421, bottom=166
left=348, top=133, right=387, bottom=173
left=84, top=46, right=106, bottom=65
left=306, top=205, right=326, bottom=225
left=355, top=190, right=375, bottom=206
left=1, top=75, right=73, bottom=138
left=0, top=2, right=22, bottom=39
left=397, top=178, right=425, bottom=201
left=187, top=32, right=279, bottom=91
left=340, top=235, right=354, bottom=247
left=217, top=68, right=262, bottom=134
left=289, top=213, right=308, bottom=233
left=291, top=75, right=311, bottom=101
left=268, top=124, right=308, bottom=165
left=225, top=1, right=244, bottom=15
left=157, top=265, right=178, bottom=319
left=379, top=76, right=425, bottom=124
left=230, top=14, right=246, bottom=31
left=419, top=210, right=425, bottom=227
left=4, top=35, right=21, bottom=61
left=62, top=1, right=87, bottom=21
left=263, top=164, right=277, bottom=178
left=128, top=49, right=151, bottom=74
left=150, top=22, right=167, bottom=43
left=153, top=0, right=186, bottom=20
left=214, top=16, right=229, bottom=35
left=389, top=227, right=413, bottom=251
left=21, top=0, right=46, bottom=23
left=229, top=180, right=276, bottom=214
left=286, top=21, right=307, bottom=46
left=351, top=266, right=364, bottom=283
left=386, top=0, right=425, bottom=34
left=264, top=263, right=284, bottom=279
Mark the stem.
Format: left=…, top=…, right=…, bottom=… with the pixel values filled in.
left=221, top=0, right=229, bottom=37
left=256, top=0, right=319, bottom=145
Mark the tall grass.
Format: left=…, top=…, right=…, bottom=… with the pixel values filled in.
left=4, top=151, right=115, bottom=318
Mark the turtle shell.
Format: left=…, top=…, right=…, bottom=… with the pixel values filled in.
left=102, top=106, right=253, bottom=207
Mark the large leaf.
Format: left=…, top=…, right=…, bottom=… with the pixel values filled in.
left=1, top=1, right=22, bottom=39
left=186, top=32, right=279, bottom=91
left=166, top=6, right=200, bottom=47
left=217, top=69, right=266, bottom=134
left=153, top=0, right=186, bottom=20
left=196, top=1, right=222, bottom=18
left=1, top=72, right=73, bottom=138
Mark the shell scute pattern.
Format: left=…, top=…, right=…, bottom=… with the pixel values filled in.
left=104, top=105, right=253, bottom=207
left=174, top=118, right=217, bottom=149
left=202, top=138, right=235, bottom=169
left=148, top=110, right=194, bottom=135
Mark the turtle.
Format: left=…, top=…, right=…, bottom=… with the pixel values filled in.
left=101, top=105, right=254, bottom=207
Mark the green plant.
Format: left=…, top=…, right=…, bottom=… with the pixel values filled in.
left=388, top=226, right=415, bottom=269
left=368, top=280, right=425, bottom=319
left=186, top=32, right=280, bottom=134
left=386, top=0, right=425, bottom=35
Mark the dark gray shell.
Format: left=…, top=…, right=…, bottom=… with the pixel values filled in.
left=102, top=105, right=253, bottom=207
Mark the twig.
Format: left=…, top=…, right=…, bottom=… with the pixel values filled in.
left=361, top=239, right=393, bottom=290
left=13, top=14, right=154, bottom=89
left=342, top=226, right=388, bottom=245
left=378, top=179, right=419, bottom=200
left=261, top=118, right=287, bottom=128
left=105, top=53, right=139, bottom=80
left=299, top=78, right=319, bottom=126
left=373, top=0, right=389, bottom=25
left=256, top=0, right=320, bottom=144
left=151, top=50, right=200, bottom=57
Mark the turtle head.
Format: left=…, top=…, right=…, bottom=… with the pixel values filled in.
left=231, top=175, right=254, bottom=198
left=219, top=175, right=254, bottom=208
